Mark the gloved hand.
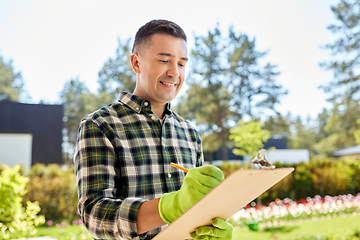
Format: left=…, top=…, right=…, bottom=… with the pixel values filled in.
left=190, top=218, right=233, bottom=240
left=158, top=165, right=224, bottom=224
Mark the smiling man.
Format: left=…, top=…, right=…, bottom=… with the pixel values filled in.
left=131, top=32, right=188, bottom=119
left=74, top=19, right=233, bottom=240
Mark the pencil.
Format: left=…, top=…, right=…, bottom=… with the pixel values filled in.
left=170, top=162, right=189, bottom=173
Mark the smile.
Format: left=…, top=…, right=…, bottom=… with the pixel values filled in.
left=160, top=81, right=176, bottom=86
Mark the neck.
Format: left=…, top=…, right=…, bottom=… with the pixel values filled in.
left=151, top=103, right=166, bottom=119
left=131, top=86, right=167, bottom=119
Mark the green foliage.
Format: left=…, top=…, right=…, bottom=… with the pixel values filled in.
left=0, top=54, right=27, bottom=102
left=264, top=113, right=321, bottom=157
left=97, top=37, right=135, bottom=102
left=313, top=100, right=360, bottom=158
left=354, top=119, right=360, bottom=145
left=59, top=77, right=101, bottom=163
left=220, top=158, right=360, bottom=204
left=319, top=0, right=360, bottom=103
left=263, top=105, right=359, bottom=160
left=263, top=113, right=292, bottom=138
left=0, top=165, right=45, bottom=240
left=288, top=116, right=317, bottom=151
left=227, top=26, right=287, bottom=118
left=229, top=120, right=270, bottom=158
left=178, top=25, right=234, bottom=159
left=60, top=38, right=135, bottom=163
left=23, top=163, right=78, bottom=221
left=266, top=159, right=360, bottom=202
left=178, top=23, right=286, bottom=160
left=309, top=0, right=360, bottom=159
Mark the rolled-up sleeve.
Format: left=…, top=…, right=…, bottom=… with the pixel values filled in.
left=74, top=118, right=148, bottom=239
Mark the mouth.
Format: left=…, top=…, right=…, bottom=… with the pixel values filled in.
left=160, top=81, right=177, bottom=87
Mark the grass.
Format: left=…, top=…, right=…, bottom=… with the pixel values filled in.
left=29, top=214, right=360, bottom=240
left=233, top=214, right=360, bottom=240
left=33, top=224, right=93, bottom=240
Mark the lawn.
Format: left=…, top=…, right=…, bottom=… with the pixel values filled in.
left=34, top=223, right=93, bottom=240
left=233, top=214, right=360, bottom=240
left=31, top=214, right=360, bottom=240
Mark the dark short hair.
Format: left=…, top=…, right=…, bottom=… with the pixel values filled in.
left=132, top=19, right=187, bottom=53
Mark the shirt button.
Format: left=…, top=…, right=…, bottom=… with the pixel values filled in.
left=151, top=116, right=156, bottom=120
left=144, top=102, right=148, bottom=106
left=135, top=107, right=140, bottom=111
left=168, top=173, right=172, bottom=178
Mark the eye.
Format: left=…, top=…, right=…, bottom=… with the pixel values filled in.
left=178, top=62, right=186, bottom=68
left=159, top=60, right=168, bottom=63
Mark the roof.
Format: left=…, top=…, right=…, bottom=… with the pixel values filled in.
left=333, top=145, right=360, bottom=157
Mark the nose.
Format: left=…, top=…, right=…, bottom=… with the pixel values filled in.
left=166, top=62, right=180, bottom=79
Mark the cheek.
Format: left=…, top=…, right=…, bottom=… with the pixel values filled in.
left=177, top=79, right=185, bottom=90
left=179, top=70, right=186, bottom=82
left=148, top=65, right=165, bottom=78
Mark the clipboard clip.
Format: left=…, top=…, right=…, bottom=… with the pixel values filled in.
left=249, top=149, right=275, bottom=169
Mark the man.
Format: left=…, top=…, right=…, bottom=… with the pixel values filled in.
left=74, top=19, right=233, bottom=240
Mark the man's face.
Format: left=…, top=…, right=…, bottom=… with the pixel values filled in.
left=132, top=33, right=188, bottom=106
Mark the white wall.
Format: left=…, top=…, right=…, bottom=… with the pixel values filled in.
left=266, top=149, right=310, bottom=164
left=0, top=133, right=32, bottom=171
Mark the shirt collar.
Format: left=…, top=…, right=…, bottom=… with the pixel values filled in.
left=118, top=91, right=172, bottom=115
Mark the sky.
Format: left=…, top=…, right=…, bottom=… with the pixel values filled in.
left=0, top=0, right=340, bottom=119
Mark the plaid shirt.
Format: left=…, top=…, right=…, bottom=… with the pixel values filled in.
left=74, top=91, right=203, bottom=240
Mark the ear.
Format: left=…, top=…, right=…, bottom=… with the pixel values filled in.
left=131, top=53, right=141, bottom=74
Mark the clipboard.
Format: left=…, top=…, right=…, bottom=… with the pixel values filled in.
left=153, top=167, right=294, bottom=240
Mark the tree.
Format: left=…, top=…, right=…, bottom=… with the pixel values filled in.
left=60, top=38, right=135, bottom=164
left=313, top=99, right=360, bottom=157
left=178, top=25, right=237, bottom=159
left=227, top=26, right=287, bottom=119
left=354, top=119, right=360, bottom=144
left=229, top=120, right=270, bottom=158
left=288, top=116, right=317, bottom=154
left=59, top=77, right=100, bottom=163
left=263, top=113, right=293, bottom=138
left=178, top=24, right=287, bottom=160
left=319, top=0, right=360, bottom=102
left=316, top=0, right=360, bottom=157
left=97, top=37, right=135, bottom=105
left=0, top=55, right=27, bottom=102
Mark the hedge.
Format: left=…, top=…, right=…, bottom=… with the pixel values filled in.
left=220, top=158, right=360, bottom=204
left=22, top=163, right=78, bottom=221
left=13, top=158, right=360, bottom=221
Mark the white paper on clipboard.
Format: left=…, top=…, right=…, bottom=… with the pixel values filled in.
left=153, top=168, right=294, bottom=240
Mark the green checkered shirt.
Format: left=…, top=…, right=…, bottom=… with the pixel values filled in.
left=74, top=91, right=203, bottom=240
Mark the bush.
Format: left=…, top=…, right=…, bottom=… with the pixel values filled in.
left=220, top=158, right=360, bottom=204
left=22, top=163, right=79, bottom=221
left=0, top=165, right=45, bottom=240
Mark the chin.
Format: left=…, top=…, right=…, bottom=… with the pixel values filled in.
left=161, top=94, right=177, bottom=102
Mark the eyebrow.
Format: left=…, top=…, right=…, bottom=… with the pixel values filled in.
left=157, top=52, right=188, bottom=61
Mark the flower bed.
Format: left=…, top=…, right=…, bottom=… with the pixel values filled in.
left=233, top=193, right=360, bottom=228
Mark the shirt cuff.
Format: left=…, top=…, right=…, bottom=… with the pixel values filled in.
left=118, top=197, right=149, bottom=239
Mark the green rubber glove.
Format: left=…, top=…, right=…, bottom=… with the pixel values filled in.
left=190, top=218, right=233, bottom=240
left=158, top=165, right=224, bottom=224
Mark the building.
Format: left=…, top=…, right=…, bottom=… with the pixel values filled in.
left=266, top=149, right=310, bottom=164
left=333, top=145, right=360, bottom=159
left=204, top=137, right=310, bottom=165
left=0, top=102, right=63, bottom=170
